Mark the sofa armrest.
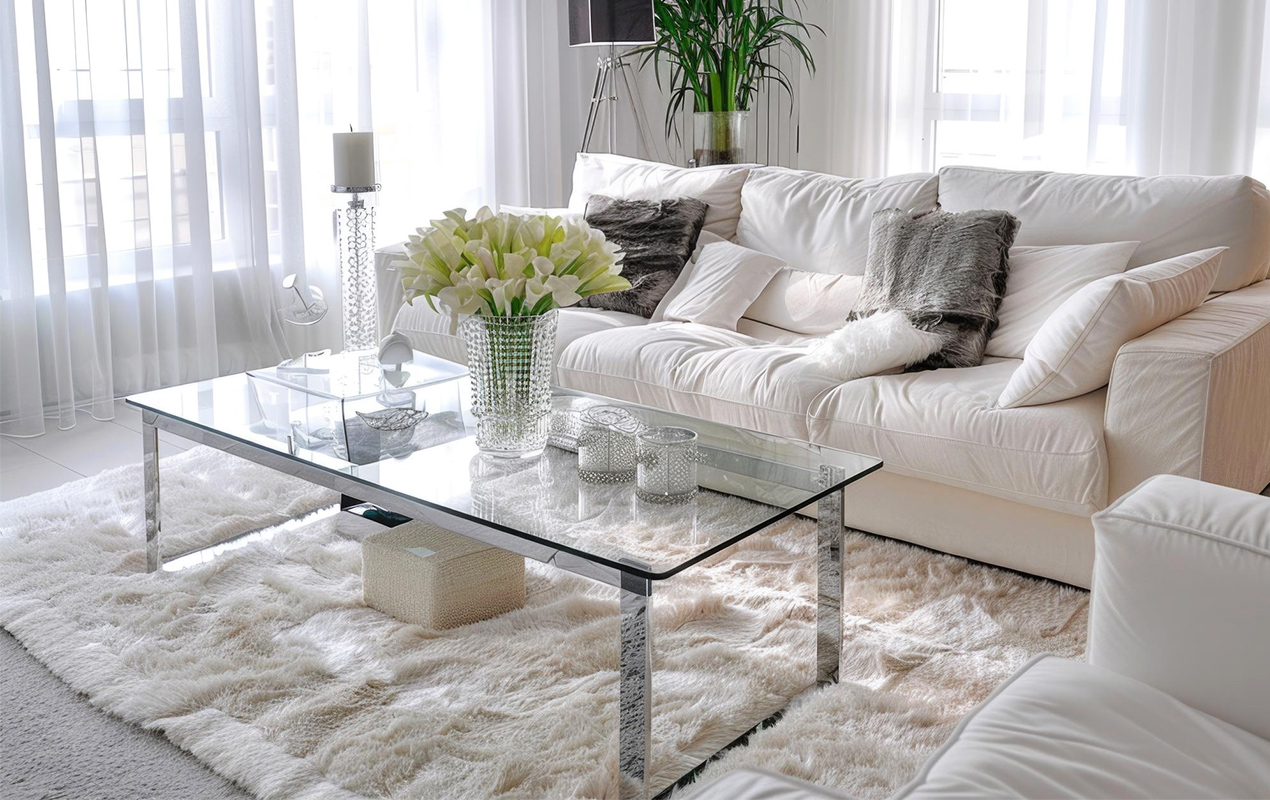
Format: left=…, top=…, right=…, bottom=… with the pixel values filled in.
left=1104, top=280, right=1270, bottom=501
left=1089, top=474, right=1270, bottom=739
left=375, top=242, right=408, bottom=339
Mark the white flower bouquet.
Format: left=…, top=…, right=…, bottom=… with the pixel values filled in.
left=397, top=207, right=629, bottom=331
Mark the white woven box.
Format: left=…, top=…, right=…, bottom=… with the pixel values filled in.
left=362, top=520, right=525, bottom=629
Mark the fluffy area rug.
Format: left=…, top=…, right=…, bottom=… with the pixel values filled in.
left=0, top=446, right=1088, bottom=800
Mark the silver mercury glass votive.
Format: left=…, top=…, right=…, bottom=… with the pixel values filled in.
left=636, top=426, right=704, bottom=504
left=577, top=406, right=643, bottom=484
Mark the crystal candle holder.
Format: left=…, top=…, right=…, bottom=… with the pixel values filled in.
left=577, top=406, right=643, bottom=484
left=547, top=396, right=604, bottom=453
left=636, top=426, right=703, bottom=504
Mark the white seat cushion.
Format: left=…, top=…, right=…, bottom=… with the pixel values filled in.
left=808, top=361, right=1108, bottom=515
left=391, top=301, right=646, bottom=374
left=899, top=656, right=1270, bottom=800
left=556, top=322, right=844, bottom=440
left=735, top=167, right=940, bottom=275
left=938, top=165, right=1270, bottom=292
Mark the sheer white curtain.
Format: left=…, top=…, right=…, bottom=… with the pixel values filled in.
left=800, top=0, right=1270, bottom=182
left=2, top=0, right=559, bottom=439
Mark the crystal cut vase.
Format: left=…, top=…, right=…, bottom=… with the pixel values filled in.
left=460, top=311, right=559, bottom=458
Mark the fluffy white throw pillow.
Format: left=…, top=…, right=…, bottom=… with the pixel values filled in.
left=997, top=247, right=1226, bottom=408
left=808, top=310, right=943, bottom=381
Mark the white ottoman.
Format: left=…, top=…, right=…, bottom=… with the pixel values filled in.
left=362, top=520, right=525, bottom=629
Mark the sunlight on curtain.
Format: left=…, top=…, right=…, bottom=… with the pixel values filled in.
left=809, top=0, right=1270, bottom=183
left=0, top=0, right=498, bottom=438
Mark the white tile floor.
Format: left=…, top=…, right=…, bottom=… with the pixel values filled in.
left=0, top=400, right=194, bottom=502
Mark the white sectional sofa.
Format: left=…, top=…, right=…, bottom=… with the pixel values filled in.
left=688, top=475, right=1270, bottom=799
left=379, top=154, right=1270, bottom=588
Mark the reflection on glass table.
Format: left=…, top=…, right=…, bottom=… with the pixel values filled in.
left=246, top=349, right=469, bottom=465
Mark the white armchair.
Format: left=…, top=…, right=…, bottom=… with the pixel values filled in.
left=691, top=475, right=1270, bottom=799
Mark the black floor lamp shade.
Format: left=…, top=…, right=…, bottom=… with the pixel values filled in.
left=569, top=0, right=655, bottom=46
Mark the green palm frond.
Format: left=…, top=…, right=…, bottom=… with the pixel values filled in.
left=630, top=0, right=822, bottom=139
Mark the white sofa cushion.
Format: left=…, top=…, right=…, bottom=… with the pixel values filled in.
left=567, top=152, right=751, bottom=240
left=662, top=240, right=785, bottom=330
left=898, top=656, right=1270, bottom=800
left=986, top=241, right=1139, bottom=359
left=735, top=167, right=940, bottom=275
left=997, top=247, right=1225, bottom=408
left=1091, top=475, right=1270, bottom=742
left=808, top=361, right=1108, bottom=515
left=556, top=322, right=844, bottom=440
left=744, top=268, right=863, bottom=336
left=391, top=301, right=646, bottom=373
left=734, top=318, right=823, bottom=345
left=938, top=165, right=1270, bottom=292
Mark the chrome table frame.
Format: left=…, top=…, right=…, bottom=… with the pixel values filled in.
left=139, top=408, right=859, bottom=800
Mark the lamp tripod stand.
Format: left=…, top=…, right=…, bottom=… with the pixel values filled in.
left=580, top=44, right=664, bottom=161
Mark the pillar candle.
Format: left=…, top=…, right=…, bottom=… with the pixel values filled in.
left=333, top=132, right=375, bottom=188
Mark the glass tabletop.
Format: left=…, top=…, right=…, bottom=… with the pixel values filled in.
left=127, top=368, right=880, bottom=581
left=246, top=348, right=468, bottom=400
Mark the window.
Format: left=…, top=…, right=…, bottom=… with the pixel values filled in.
left=927, top=0, right=1129, bottom=174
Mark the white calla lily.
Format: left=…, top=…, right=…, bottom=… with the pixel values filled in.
left=398, top=207, right=629, bottom=320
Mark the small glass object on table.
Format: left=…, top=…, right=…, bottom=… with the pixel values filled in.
left=636, top=426, right=703, bottom=504
left=246, top=349, right=467, bottom=465
left=577, top=405, right=644, bottom=483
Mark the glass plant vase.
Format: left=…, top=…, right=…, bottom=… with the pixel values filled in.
left=460, top=310, right=559, bottom=458
left=693, top=110, right=750, bottom=166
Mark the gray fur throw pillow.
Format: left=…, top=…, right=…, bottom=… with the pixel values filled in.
left=578, top=194, right=708, bottom=318
left=851, top=208, right=1020, bottom=370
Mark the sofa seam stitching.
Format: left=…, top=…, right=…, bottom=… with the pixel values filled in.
left=806, top=414, right=1106, bottom=458
left=1096, top=511, right=1270, bottom=560
left=876, top=462, right=1100, bottom=513
left=556, top=366, right=811, bottom=423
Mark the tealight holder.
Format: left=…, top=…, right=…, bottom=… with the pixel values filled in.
left=636, top=426, right=705, bottom=504
left=577, top=405, right=643, bottom=483
left=547, top=396, right=605, bottom=453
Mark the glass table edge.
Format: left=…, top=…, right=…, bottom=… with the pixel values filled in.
left=124, top=395, right=884, bottom=582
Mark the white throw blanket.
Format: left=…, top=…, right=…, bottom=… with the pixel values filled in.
left=807, top=310, right=943, bottom=381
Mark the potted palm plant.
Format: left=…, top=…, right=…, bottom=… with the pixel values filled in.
left=633, top=0, right=820, bottom=165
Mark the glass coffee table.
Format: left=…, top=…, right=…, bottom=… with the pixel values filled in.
left=127, top=357, right=880, bottom=800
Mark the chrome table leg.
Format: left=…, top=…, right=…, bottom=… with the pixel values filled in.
left=817, top=465, right=846, bottom=685
left=618, top=571, right=652, bottom=800
left=143, top=412, right=162, bottom=572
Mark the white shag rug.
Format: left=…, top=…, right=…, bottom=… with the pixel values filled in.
left=0, top=446, right=1088, bottom=800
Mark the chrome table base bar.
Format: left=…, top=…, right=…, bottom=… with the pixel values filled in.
left=817, top=464, right=846, bottom=685
left=139, top=410, right=851, bottom=800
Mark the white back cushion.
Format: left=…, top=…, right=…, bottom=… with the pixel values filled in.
left=743, top=268, right=862, bottom=335
left=987, top=241, right=1139, bottom=359
left=939, top=166, right=1270, bottom=292
left=735, top=167, right=940, bottom=275
left=997, top=247, right=1225, bottom=408
left=567, top=153, right=751, bottom=240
